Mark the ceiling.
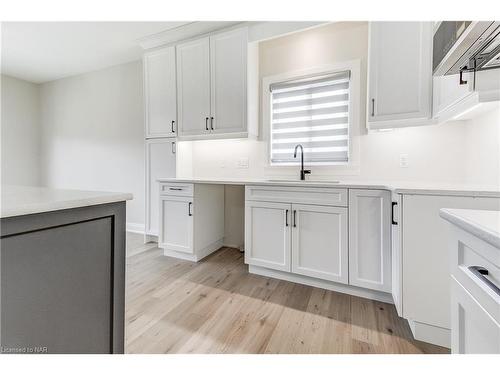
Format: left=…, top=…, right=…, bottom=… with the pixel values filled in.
left=1, top=22, right=190, bottom=83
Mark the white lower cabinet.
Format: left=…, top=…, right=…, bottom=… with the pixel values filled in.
left=291, top=204, right=348, bottom=283
left=348, top=189, right=392, bottom=292
left=391, top=193, right=403, bottom=316
left=159, top=196, right=193, bottom=254
left=443, top=212, right=500, bottom=354
left=451, top=278, right=500, bottom=354
left=245, top=186, right=393, bottom=294
left=159, top=183, right=224, bottom=262
left=244, top=201, right=291, bottom=272
left=245, top=201, right=348, bottom=279
left=401, top=194, right=500, bottom=348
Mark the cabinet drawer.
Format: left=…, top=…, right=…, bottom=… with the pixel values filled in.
left=450, top=227, right=500, bottom=323
left=245, top=185, right=347, bottom=207
left=159, top=183, right=194, bottom=197
left=451, top=277, right=500, bottom=353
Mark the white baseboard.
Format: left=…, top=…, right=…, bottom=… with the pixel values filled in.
left=162, top=239, right=224, bottom=262
left=408, top=320, right=451, bottom=349
left=126, top=222, right=144, bottom=234
left=248, top=265, right=393, bottom=304
left=144, top=234, right=158, bottom=243
left=222, top=242, right=244, bottom=251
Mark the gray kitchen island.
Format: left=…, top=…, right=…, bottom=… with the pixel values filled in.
left=0, top=186, right=132, bottom=354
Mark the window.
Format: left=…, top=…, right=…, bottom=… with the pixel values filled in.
left=269, top=70, right=350, bottom=165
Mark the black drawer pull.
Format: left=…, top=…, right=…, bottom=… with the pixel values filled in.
left=169, top=187, right=183, bottom=191
left=188, top=202, right=193, bottom=216
left=468, top=266, right=500, bottom=297
left=392, top=201, right=398, bottom=225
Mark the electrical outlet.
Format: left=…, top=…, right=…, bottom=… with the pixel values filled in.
left=237, top=157, right=249, bottom=169
left=399, top=154, right=409, bottom=168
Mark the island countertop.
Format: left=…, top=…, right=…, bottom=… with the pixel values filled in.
left=1, top=185, right=133, bottom=218
left=440, top=208, right=500, bottom=249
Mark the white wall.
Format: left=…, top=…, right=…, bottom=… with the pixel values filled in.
left=1, top=74, right=41, bottom=186
left=39, top=61, right=145, bottom=225
left=463, top=106, right=500, bottom=187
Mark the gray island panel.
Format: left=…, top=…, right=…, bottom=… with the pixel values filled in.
left=0, top=202, right=126, bottom=354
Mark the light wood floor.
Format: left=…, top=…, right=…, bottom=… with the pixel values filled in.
left=125, top=234, right=449, bottom=354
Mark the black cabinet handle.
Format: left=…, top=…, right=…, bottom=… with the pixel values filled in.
left=293, top=210, right=297, bottom=227
left=469, top=266, right=500, bottom=296
left=459, top=69, right=468, bottom=85
left=371, top=98, right=375, bottom=117
left=205, top=117, right=209, bottom=131
left=188, top=202, right=193, bottom=216
left=392, top=202, right=398, bottom=225
left=285, top=209, right=289, bottom=227
left=171, top=120, right=175, bottom=133
left=210, top=116, right=214, bottom=130
left=169, top=187, right=182, bottom=191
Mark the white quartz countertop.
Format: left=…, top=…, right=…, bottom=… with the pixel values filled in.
left=1, top=185, right=133, bottom=218
left=157, top=177, right=500, bottom=197
left=440, top=208, right=500, bottom=249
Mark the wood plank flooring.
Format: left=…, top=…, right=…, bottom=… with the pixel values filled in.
left=125, top=234, right=449, bottom=354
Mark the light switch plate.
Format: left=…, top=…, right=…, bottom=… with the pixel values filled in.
left=237, top=157, right=249, bottom=169
left=399, top=154, right=409, bottom=168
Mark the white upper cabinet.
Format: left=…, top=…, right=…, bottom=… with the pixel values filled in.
left=349, top=189, right=392, bottom=292
left=177, top=28, right=248, bottom=140
left=367, top=22, right=434, bottom=130
left=432, top=72, right=474, bottom=122
left=433, top=69, right=500, bottom=123
left=176, top=37, right=211, bottom=137
left=210, top=28, right=247, bottom=135
left=144, top=47, right=177, bottom=138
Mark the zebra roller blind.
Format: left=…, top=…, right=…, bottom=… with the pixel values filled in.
left=270, top=70, right=350, bottom=164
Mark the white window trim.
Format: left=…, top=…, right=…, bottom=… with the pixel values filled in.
left=262, top=60, right=361, bottom=173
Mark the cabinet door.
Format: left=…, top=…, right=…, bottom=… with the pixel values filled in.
left=145, top=139, right=176, bottom=236
left=176, top=37, right=211, bottom=137
left=244, top=201, right=291, bottom=272
left=432, top=72, right=475, bottom=121
left=391, top=193, right=403, bottom=316
left=367, top=22, right=433, bottom=128
left=144, top=47, right=177, bottom=138
left=159, top=196, right=193, bottom=254
left=451, top=278, right=500, bottom=354
left=210, top=28, right=247, bottom=134
left=291, top=204, right=348, bottom=284
left=349, top=189, right=392, bottom=292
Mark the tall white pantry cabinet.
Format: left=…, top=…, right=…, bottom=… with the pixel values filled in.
left=143, top=46, right=178, bottom=241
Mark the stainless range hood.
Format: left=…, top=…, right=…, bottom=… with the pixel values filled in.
left=433, top=21, right=500, bottom=76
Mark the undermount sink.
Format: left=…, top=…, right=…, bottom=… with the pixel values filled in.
left=266, top=179, right=340, bottom=184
